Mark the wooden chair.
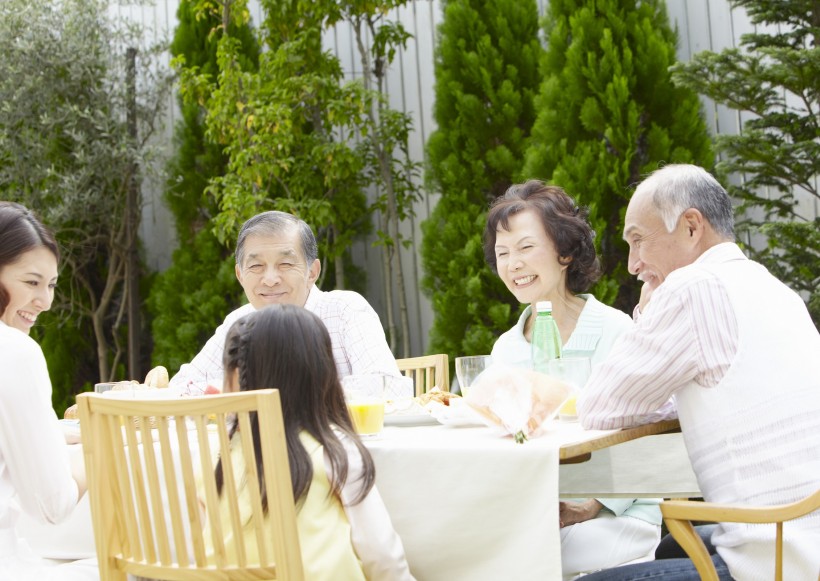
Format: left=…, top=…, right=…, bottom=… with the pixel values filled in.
left=77, top=389, right=304, bottom=581
left=661, top=489, right=820, bottom=581
left=396, top=354, right=450, bottom=397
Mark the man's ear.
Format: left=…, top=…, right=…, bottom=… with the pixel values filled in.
left=308, top=259, right=321, bottom=284
left=681, top=208, right=705, bottom=241
left=235, top=263, right=243, bottom=284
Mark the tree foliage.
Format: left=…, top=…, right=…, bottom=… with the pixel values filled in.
left=421, top=0, right=543, bottom=361
left=178, top=0, right=421, bottom=354
left=670, top=0, right=819, bottom=326
left=0, top=0, right=170, bottom=407
left=148, top=0, right=258, bottom=372
left=165, top=0, right=259, bottom=237
left=523, top=0, right=714, bottom=312
left=148, top=229, right=242, bottom=372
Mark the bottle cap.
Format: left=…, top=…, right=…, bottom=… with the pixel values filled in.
left=535, top=301, right=553, bottom=313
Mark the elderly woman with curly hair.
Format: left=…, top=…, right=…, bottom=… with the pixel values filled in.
left=484, top=181, right=661, bottom=580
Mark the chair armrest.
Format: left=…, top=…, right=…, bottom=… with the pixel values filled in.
left=662, top=489, right=820, bottom=524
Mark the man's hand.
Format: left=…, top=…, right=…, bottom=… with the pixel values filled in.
left=638, top=275, right=662, bottom=314
left=559, top=499, right=603, bottom=528
left=69, top=443, right=87, bottom=497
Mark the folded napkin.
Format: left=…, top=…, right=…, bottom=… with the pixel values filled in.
left=465, top=365, right=571, bottom=443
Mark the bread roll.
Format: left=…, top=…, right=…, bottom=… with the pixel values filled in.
left=111, top=380, right=139, bottom=391
left=64, top=403, right=79, bottom=419
left=145, top=366, right=170, bottom=388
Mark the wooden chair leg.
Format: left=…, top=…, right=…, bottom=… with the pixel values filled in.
left=664, top=518, right=720, bottom=581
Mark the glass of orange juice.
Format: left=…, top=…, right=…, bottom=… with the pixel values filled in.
left=342, top=375, right=386, bottom=438
left=546, top=357, right=591, bottom=422
left=455, top=355, right=493, bottom=397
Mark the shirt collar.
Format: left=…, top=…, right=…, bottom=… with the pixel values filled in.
left=694, top=242, right=746, bottom=265
left=303, top=284, right=321, bottom=310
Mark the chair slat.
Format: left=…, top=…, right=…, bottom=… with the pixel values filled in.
left=196, top=413, right=226, bottom=568
left=174, top=412, right=207, bottom=567
left=155, top=416, right=190, bottom=568
left=219, top=410, right=250, bottom=568
left=139, top=415, right=172, bottom=565
left=117, top=415, right=144, bottom=563
left=397, top=354, right=449, bottom=396
left=238, top=411, right=271, bottom=567
left=257, top=391, right=303, bottom=580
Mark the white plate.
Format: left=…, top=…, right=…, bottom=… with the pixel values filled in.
left=427, top=400, right=487, bottom=428
left=59, top=419, right=82, bottom=443
left=384, top=413, right=438, bottom=427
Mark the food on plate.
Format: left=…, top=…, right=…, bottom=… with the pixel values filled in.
left=418, top=388, right=461, bottom=407
left=145, top=365, right=170, bottom=388
left=64, top=403, right=78, bottom=420
left=385, top=397, right=427, bottom=416
left=111, top=380, right=141, bottom=391
left=385, top=389, right=462, bottom=419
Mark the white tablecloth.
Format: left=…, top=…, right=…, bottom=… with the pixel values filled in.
left=367, top=425, right=562, bottom=581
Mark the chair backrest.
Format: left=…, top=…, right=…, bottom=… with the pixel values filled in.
left=661, top=489, right=820, bottom=581
left=77, top=389, right=304, bottom=581
left=396, top=354, right=449, bottom=397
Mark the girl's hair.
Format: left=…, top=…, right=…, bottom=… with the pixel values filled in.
left=0, top=202, right=60, bottom=314
left=217, top=304, right=375, bottom=510
left=483, top=180, right=601, bottom=294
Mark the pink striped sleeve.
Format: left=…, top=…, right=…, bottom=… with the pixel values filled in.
left=578, top=274, right=737, bottom=429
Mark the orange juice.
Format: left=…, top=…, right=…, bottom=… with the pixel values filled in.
left=559, top=394, right=577, bottom=420
left=347, top=401, right=385, bottom=435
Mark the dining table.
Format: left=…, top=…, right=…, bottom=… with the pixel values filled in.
left=19, top=415, right=697, bottom=581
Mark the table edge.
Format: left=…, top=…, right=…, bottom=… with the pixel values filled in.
left=559, top=419, right=681, bottom=463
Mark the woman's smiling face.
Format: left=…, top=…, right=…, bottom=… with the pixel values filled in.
left=494, top=209, right=568, bottom=305
left=0, top=246, right=58, bottom=334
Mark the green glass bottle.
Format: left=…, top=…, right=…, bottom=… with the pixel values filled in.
left=531, top=301, right=561, bottom=372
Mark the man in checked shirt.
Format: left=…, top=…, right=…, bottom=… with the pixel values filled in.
left=578, top=164, right=820, bottom=581
left=169, top=210, right=404, bottom=396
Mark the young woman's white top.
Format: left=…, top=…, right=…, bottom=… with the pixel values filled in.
left=0, top=321, right=85, bottom=579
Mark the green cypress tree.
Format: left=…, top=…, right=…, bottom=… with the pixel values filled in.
left=165, top=0, right=259, bottom=237
left=523, top=0, right=714, bottom=311
left=670, top=0, right=819, bottom=327
left=422, top=0, right=543, bottom=361
left=148, top=1, right=259, bottom=371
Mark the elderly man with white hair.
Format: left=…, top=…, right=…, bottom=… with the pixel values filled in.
left=170, top=210, right=401, bottom=395
left=578, top=164, right=820, bottom=581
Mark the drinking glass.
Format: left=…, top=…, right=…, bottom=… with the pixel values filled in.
left=94, top=382, right=116, bottom=394
left=545, top=357, right=591, bottom=421
left=342, top=375, right=386, bottom=438
left=454, top=355, right=493, bottom=397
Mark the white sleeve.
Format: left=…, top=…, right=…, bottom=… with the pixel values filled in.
left=330, top=437, right=415, bottom=581
left=0, top=332, right=79, bottom=523
left=578, top=275, right=735, bottom=429
left=169, top=305, right=253, bottom=396
left=339, top=295, right=401, bottom=378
